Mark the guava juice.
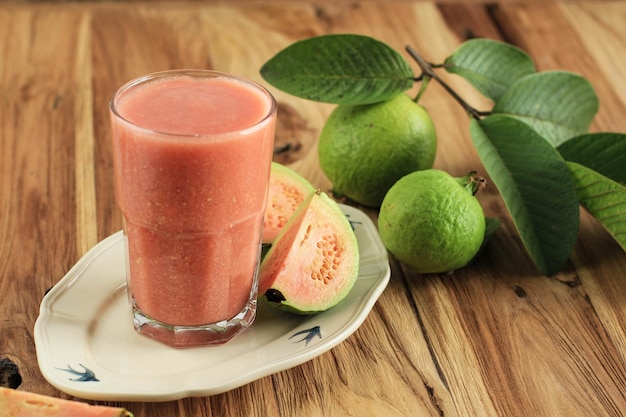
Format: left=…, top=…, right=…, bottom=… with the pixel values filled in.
left=110, top=70, right=276, bottom=346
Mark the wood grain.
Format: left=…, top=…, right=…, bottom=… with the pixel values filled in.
left=1, top=1, right=625, bottom=416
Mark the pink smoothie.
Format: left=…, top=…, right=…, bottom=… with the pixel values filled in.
left=111, top=74, right=275, bottom=327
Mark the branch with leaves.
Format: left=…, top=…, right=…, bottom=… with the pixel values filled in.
left=260, top=34, right=626, bottom=276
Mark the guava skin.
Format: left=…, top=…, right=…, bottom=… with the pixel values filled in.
left=378, top=169, right=485, bottom=274
left=318, top=93, right=437, bottom=207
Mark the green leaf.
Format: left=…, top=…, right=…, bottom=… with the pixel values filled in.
left=492, top=71, right=599, bottom=147
left=557, top=133, right=626, bottom=185
left=470, top=115, right=580, bottom=275
left=444, top=38, right=535, bottom=102
left=484, top=217, right=501, bottom=242
left=566, top=162, right=626, bottom=251
left=473, top=217, right=501, bottom=261
left=260, top=34, right=414, bottom=105
left=482, top=216, right=501, bottom=250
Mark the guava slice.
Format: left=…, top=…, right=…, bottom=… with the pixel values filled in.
left=0, top=387, right=133, bottom=416
left=262, top=162, right=315, bottom=244
left=258, top=190, right=359, bottom=314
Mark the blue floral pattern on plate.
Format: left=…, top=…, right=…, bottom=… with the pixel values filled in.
left=289, top=326, right=322, bottom=346
left=57, top=364, right=99, bottom=382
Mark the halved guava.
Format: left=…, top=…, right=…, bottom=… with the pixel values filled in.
left=262, top=162, right=315, bottom=244
left=258, top=190, right=359, bottom=314
left=0, top=387, right=133, bottom=416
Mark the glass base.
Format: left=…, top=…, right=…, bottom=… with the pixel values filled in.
left=131, top=298, right=257, bottom=348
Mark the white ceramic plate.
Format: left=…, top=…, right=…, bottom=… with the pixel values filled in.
left=34, top=204, right=390, bottom=402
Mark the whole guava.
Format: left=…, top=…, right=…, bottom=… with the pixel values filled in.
left=318, top=93, right=436, bottom=207
left=378, top=169, right=486, bottom=273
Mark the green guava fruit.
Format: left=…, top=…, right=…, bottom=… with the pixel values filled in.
left=378, top=169, right=486, bottom=273
left=318, top=93, right=437, bottom=207
left=258, top=190, right=359, bottom=314
left=262, top=162, right=315, bottom=244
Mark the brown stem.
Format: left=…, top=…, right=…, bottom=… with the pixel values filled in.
left=405, top=45, right=489, bottom=120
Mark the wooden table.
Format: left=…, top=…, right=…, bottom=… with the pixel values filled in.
left=1, top=1, right=625, bottom=416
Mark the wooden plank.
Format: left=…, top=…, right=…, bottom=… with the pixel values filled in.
left=491, top=2, right=626, bottom=414
left=0, top=2, right=624, bottom=417
left=0, top=6, right=86, bottom=397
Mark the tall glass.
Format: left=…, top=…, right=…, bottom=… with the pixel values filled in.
left=109, top=70, right=276, bottom=348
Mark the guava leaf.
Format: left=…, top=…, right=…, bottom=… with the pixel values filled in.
left=444, top=38, right=535, bottom=102
left=473, top=217, right=501, bottom=261
left=484, top=217, right=501, bottom=242
left=260, top=34, right=414, bottom=105
left=482, top=216, right=501, bottom=250
left=557, top=133, right=626, bottom=185
left=470, top=115, right=580, bottom=276
left=566, top=162, right=626, bottom=251
left=492, top=71, right=599, bottom=148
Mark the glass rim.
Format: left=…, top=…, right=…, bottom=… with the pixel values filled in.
left=109, top=69, right=277, bottom=139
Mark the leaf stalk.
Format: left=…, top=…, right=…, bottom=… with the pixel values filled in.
left=405, top=45, right=488, bottom=120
